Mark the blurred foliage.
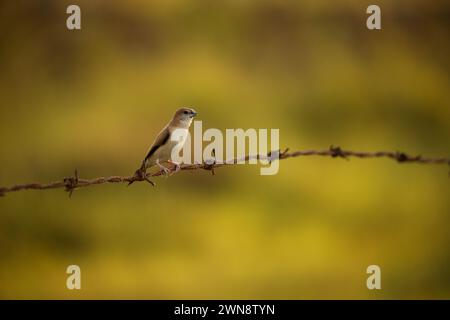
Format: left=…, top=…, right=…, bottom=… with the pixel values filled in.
left=0, top=0, right=449, bottom=298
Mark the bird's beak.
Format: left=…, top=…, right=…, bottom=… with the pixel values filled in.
left=190, top=111, right=197, bottom=118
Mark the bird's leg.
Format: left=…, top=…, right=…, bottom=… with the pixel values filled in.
left=156, top=159, right=171, bottom=177
left=167, top=159, right=181, bottom=175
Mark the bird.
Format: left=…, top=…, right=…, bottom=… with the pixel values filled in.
left=129, top=107, right=197, bottom=185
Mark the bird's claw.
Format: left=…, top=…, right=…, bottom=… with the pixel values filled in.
left=161, top=167, right=171, bottom=177
left=156, top=161, right=171, bottom=177
left=168, top=160, right=181, bottom=176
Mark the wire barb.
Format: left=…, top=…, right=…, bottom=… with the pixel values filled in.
left=329, top=145, right=348, bottom=160
left=127, top=166, right=155, bottom=187
left=63, top=169, right=79, bottom=198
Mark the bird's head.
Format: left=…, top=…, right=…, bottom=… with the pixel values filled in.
left=173, top=107, right=197, bottom=127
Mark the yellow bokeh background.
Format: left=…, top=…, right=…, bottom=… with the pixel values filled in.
left=0, top=0, right=449, bottom=299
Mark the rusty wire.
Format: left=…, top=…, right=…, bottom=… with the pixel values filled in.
left=0, top=146, right=448, bottom=197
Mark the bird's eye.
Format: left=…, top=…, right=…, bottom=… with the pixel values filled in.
left=183, top=111, right=188, bottom=114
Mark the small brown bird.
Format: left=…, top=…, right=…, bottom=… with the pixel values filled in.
left=130, top=107, right=197, bottom=185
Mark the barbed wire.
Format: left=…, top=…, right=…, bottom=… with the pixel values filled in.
left=0, top=146, right=449, bottom=197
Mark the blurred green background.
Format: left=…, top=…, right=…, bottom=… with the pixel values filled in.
left=0, top=0, right=449, bottom=299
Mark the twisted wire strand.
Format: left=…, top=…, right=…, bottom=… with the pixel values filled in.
left=0, top=146, right=448, bottom=197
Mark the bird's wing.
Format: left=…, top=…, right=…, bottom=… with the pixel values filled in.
left=144, top=125, right=171, bottom=162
